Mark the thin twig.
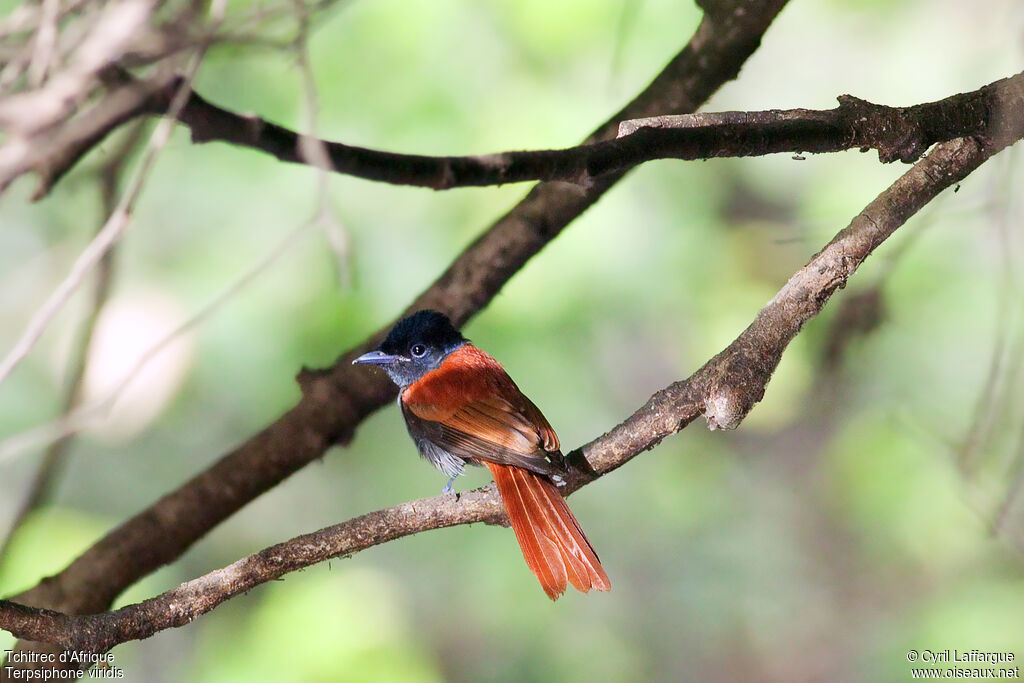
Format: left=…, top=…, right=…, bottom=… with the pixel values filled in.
left=959, top=151, right=1021, bottom=476
left=291, top=0, right=353, bottom=286
left=0, top=208, right=320, bottom=466
left=990, top=329, right=1024, bottom=537
left=26, top=0, right=60, bottom=87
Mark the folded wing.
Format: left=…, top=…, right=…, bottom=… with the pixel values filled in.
left=402, top=345, right=562, bottom=475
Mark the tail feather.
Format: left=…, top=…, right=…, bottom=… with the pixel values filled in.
left=508, top=465, right=577, bottom=598
left=514, top=465, right=589, bottom=593
left=486, top=462, right=610, bottom=600
left=530, top=469, right=610, bottom=594
left=501, top=464, right=564, bottom=599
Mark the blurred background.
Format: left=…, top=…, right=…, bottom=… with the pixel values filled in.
left=2, top=0, right=1023, bottom=680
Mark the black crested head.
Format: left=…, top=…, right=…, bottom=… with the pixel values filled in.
left=380, top=310, right=464, bottom=357
left=352, top=310, right=467, bottom=388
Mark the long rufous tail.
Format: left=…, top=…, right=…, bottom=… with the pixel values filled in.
left=485, top=462, right=610, bottom=600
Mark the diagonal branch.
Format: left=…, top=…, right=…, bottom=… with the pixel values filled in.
left=20, top=67, right=1024, bottom=198
left=5, top=0, right=792, bottom=627
left=2, top=131, right=1015, bottom=654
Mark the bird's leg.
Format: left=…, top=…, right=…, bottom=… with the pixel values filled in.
left=442, top=474, right=458, bottom=495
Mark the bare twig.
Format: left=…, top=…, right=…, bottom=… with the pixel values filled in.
left=0, top=208, right=129, bottom=389
left=0, top=132, right=1014, bottom=654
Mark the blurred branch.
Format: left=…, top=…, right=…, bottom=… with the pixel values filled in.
left=958, top=160, right=1021, bottom=477
left=3, top=0, right=792, bottom=636
left=0, top=3, right=227, bottom=392
left=16, top=68, right=1024, bottom=199
left=992, top=397, right=1024, bottom=537
left=0, top=211, right=320, bottom=464
left=291, top=0, right=353, bottom=287
left=0, top=72, right=181, bottom=198
left=0, top=121, right=143, bottom=567
left=0, top=0, right=181, bottom=195
left=817, top=288, right=884, bottom=379
left=0, top=0, right=339, bottom=197
left=0, top=0, right=156, bottom=134
left=2, top=131, right=1016, bottom=654
left=810, top=202, right=940, bottom=383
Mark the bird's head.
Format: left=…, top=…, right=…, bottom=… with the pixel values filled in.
left=353, top=310, right=467, bottom=388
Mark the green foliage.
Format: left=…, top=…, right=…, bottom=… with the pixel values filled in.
left=191, top=569, right=443, bottom=682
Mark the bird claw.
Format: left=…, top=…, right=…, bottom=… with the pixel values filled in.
left=442, top=475, right=458, bottom=495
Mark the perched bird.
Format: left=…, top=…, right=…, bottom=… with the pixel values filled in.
left=354, top=310, right=610, bottom=600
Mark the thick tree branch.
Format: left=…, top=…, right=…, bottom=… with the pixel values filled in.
left=2, top=131, right=1014, bottom=655
left=6, top=0, right=791, bottom=627
left=19, top=67, right=1023, bottom=198
left=170, top=69, right=1024, bottom=178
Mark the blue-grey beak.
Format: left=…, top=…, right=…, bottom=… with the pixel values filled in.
left=352, top=350, right=401, bottom=365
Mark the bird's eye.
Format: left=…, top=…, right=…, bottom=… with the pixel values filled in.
left=410, top=344, right=427, bottom=358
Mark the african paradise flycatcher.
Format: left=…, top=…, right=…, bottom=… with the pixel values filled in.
left=354, top=310, right=609, bottom=600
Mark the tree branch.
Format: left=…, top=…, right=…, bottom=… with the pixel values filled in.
left=19, top=66, right=1024, bottom=199
left=5, top=0, right=791, bottom=630
left=2, top=131, right=1014, bottom=655
left=169, top=69, right=1024, bottom=178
